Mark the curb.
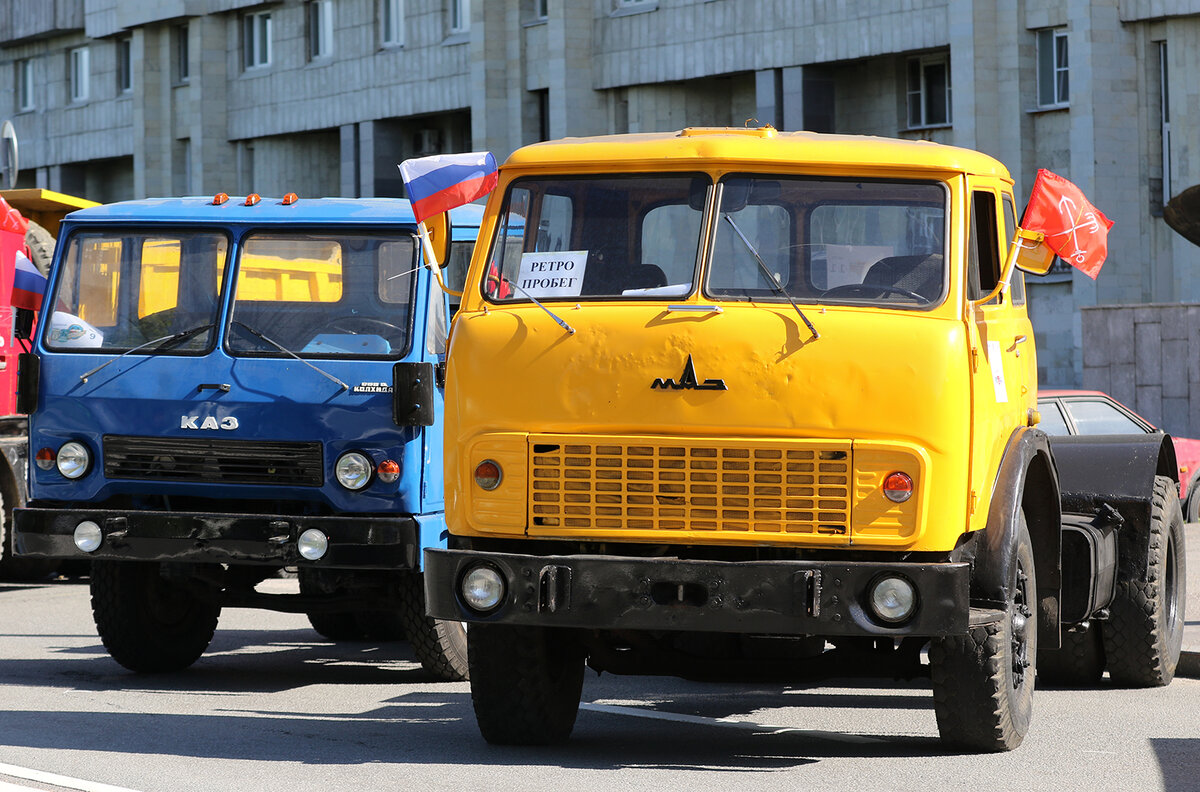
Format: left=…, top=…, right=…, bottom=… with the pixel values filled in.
left=1180, top=651, right=1200, bottom=679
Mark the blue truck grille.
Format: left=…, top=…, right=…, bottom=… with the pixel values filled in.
left=102, top=435, right=324, bottom=486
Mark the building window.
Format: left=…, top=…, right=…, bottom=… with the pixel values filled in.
left=1037, top=28, right=1069, bottom=107
left=449, top=0, right=469, bottom=34
left=15, top=59, right=33, bottom=111
left=243, top=11, right=272, bottom=69
left=117, top=36, right=132, bottom=93
left=535, top=0, right=548, bottom=19
left=382, top=0, right=404, bottom=46
left=308, top=0, right=334, bottom=60
left=68, top=46, right=89, bottom=103
left=173, top=24, right=189, bottom=83
left=906, top=53, right=951, bottom=128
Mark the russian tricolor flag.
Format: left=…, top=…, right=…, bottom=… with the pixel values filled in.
left=399, top=151, right=498, bottom=224
left=11, top=250, right=46, bottom=311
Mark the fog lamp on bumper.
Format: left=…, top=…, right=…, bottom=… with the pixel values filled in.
left=73, top=520, right=102, bottom=553
left=297, top=528, right=329, bottom=561
left=460, top=565, right=506, bottom=614
left=868, top=574, right=917, bottom=624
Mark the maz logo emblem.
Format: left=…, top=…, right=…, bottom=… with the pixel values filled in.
left=651, top=355, right=727, bottom=391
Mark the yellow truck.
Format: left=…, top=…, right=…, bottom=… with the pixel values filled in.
left=423, top=127, right=1185, bottom=751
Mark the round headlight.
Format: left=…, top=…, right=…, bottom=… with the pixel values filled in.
left=334, top=452, right=372, bottom=490
left=869, top=575, right=917, bottom=624
left=56, top=442, right=91, bottom=479
left=297, top=528, right=329, bottom=561
left=461, top=565, right=506, bottom=613
left=73, top=520, right=102, bottom=553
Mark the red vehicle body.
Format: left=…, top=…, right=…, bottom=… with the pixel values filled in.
left=1037, top=389, right=1200, bottom=511
left=0, top=189, right=96, bottom=577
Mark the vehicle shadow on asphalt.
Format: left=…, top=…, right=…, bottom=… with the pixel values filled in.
left=1150, top=738, right=1200, bottom=790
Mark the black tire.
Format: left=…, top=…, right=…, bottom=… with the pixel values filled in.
left=1185, top=472, right=1200, bottom=523
left=298, top=567, right=368, bottom=641
left=468, top=624, right=584, bottom=745
left=1102, top=475, right=1186, bottom=687
left=0, top=490, right=57, bottom=581
left=90, top=560, right=220, bottom=673
left=397, top=571, right=469, bottom=681
left=930, top=516, right=1037, bottom=752
left=24, top=220, right=54, bottom=276
left=1037, top=624, right=1105, bottom=687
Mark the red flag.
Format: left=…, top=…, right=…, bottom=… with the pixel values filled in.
left=1021, top=169, right=1114, bottom=279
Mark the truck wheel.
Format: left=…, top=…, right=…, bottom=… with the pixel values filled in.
left=1184, top=471, right=1200, bottom=523
left=0, top=492, right=58, bottom=581
left=930, top=517, right=1036, bottom=752
left=1037, top=624, right=1105, bottom=687
left=396, top=571, right=469, bottom=681
left=468, top=624, right=584, bottom=745
left=90, top=560, right=220, bottom=673
left=24, top=220, right=54, bottom=276
left=1102, top=475, right=1186, bottom=687
left=297, top=567, right=368, bottom=640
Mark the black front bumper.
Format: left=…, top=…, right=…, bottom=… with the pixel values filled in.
left=425, top=547, right=971, bottom=637
left=15, top=506, right=419, bottom=569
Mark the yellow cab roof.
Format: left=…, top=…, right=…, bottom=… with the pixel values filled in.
left=503, top=126, right=1012, bottom=181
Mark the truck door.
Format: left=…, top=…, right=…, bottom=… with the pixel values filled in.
left=965, top=182, right=1038, bottom=532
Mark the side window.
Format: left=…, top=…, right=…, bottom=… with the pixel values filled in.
left=1002, top=194, right=1025, bottom=305
left=710, top=202, right=791, bottom=291
left=536, top=193, right=573, bottom=251
left=967, top=190, right=1001, bottom=301
left=76, top=238, right=123, bottom=327
left=1065, top=400, right=1146, bottom=434
left=487, top=187, right=532, bottom=295
left=643, top=203, right=701, bottom=286
left=1037, top=401, right=1070, bottom=435
left=378, top=238, right=417, bottom=304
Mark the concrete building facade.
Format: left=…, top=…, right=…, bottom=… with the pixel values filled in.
left=2, top=0, right=1200, bottom=393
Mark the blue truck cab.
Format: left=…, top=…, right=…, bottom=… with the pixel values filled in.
left=14, top=195, right=477, bottom=678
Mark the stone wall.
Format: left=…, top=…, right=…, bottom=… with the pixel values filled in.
left=1081, top=303, right=1200, bottom=436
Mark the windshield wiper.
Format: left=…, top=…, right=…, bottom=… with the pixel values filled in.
left=231, top=321, right=349, bottom=392
left=501, top=277, right=576, bottom=335
left=79, top=324, right=214, bottom=383
left=722, top=214, right=819, bottom=341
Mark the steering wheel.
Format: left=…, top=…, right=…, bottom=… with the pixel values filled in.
left=310, top=316, right=404, bottom=337
left=820, top=283, right=926, bottom=302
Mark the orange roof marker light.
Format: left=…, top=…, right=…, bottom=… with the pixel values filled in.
left=211, top=192, right=229, bottom=205
left=281, top=192, right=299, bottom=205
left=244, top=193, right=261, bottom=206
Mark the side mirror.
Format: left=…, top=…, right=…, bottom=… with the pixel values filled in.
left=14, top=308, right=34, bottom=340
left=16, top=352, right=38, bottom=415
left=423, top=212, right=452, bottom=267
left=392, top=361, right=434, bottom=427
left=1011, top=228, right=1053, bottom=275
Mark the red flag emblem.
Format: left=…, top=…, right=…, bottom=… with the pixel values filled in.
left=1021, top=169, right=1114, bottom=279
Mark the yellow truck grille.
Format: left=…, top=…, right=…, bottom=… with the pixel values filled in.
left=528, top=435, right=852, bottom=538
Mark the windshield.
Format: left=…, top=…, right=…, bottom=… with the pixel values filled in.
left=46, top=230, right=229, bottom=353
left=708, top=175, right=947, bottom=307
left=484, top=174, right=708, bottom=302
left=226, top=232, right=417, bottom=359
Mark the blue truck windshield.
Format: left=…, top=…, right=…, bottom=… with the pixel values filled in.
left=45, top=230, right=229, bottom=353
left=225, top=232, right=418, bottom=359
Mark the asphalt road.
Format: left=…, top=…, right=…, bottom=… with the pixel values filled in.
left=0, top=529, right=1197, bottom=792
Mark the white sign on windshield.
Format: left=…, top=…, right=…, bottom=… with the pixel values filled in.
left=515, top=251, right=587, bottom=298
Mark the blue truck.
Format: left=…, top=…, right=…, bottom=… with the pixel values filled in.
left=12, top=194, right=477, bottom=679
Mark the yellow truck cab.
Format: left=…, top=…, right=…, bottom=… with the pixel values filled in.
left=424, top=127, right=1185, bottom=752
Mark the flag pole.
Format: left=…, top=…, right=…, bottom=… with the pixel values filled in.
left=416, top=220, right=452, bottom=293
